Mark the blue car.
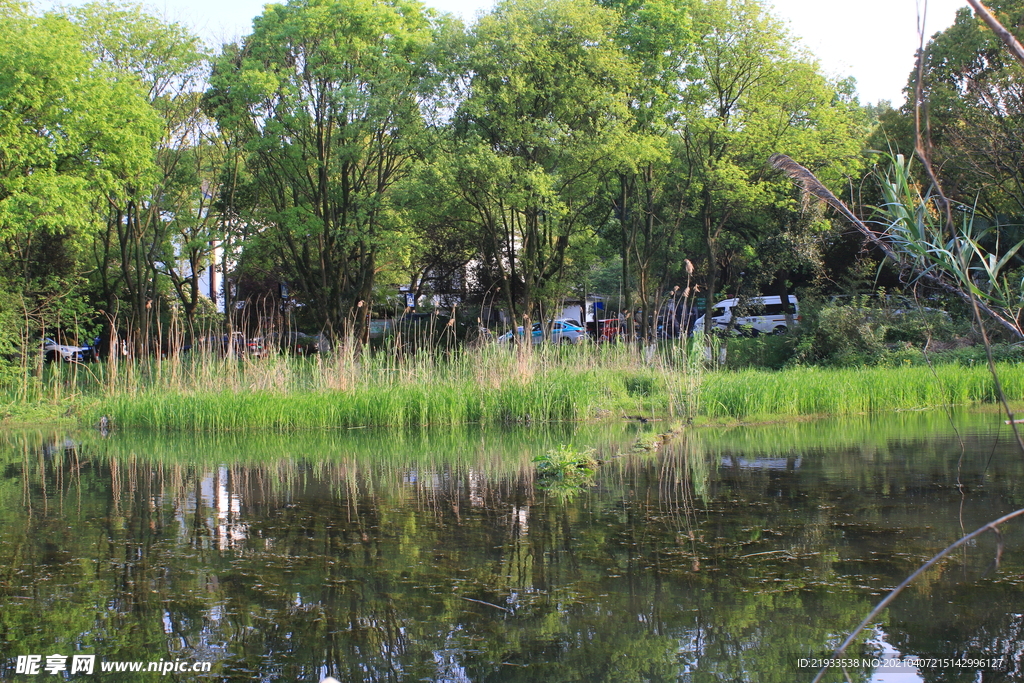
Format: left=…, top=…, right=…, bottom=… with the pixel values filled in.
left=497, top=319, right=587, bottom=345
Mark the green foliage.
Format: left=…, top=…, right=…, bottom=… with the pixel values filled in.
left=724, top=334, right=796, bottom=370
left=4, top=332, right=1013, bottom=431
left=698, top=363, right=1024, bottom=419
left=869, top=6, right=1024, bottom=341
left=881, top=2, right=1024, bottom=221
left=0, top=7, right=159, bottom=242
left=0, top=3, right=161, bottom=348
left=534, top=443, right=599, bottom=498
left=1, top=0, right=977, bottom=397
left=451, top=0, right=639, bottom=318
left=876, top=153, right=1024, bottom=338
left=895, top=341, right=1024, bottom=367
left=795, top=301, right=886, bottom=366
left=534, top=444, right=598, bottom=478
left=81, top=344, right=683, bottom=430
left=0, top=0, right=884, bottom=367
left=788, top=296, right=963, bottom=367
left=624, top=373, right=660, bottom=397
left=673, top=0, right=868, bottom=313
left=205, top=0, right=443, bottom=337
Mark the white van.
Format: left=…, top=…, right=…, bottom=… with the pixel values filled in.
left=694, top=295, right=799, bottom=335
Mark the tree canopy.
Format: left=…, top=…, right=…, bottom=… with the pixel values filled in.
left=0, top=0, right=880, bottom=354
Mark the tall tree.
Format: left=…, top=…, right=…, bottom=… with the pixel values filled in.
left=205, top=0, right=445, bottom=340
left=451, top=0, right=638, bottom=323
left=0, top=3, right=160, bottom=351
left=69, top=1, right=211, bottom=352
left=674, top=0, right=864, bottom=327
left=596, top=0, right=693, bottom=340
left=893, top=2, right=1024, bottom=220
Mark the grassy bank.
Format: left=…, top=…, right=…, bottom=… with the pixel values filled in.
left=698, top=363, right=1024, bottom=420
left=13, top=342, right=697, bottom=431
left=3, top=339, right=1024, bottom=431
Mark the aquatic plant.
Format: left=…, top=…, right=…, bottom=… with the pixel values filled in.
left=534, top=444, right=598, bottom=481
left=10, top=337, right=1024, bottom=431
left=534, top=444, right=599, bottom=500
left=76, top=342, right=685, bottom=431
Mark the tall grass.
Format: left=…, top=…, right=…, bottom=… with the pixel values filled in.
left=78, top=340, right=694, bottom=431
left=8, top=336, right=1024, bottom=431
left=698, top=363, right=1024, bottom=419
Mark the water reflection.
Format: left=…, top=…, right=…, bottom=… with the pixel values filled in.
left=0, top=414, right=1023, bottom=682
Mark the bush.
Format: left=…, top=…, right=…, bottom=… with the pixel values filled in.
left=790, top=296, right=966, bottom=367
left=724, top=335, right=796, bottom=370
left=925, top=342, right=1024, bottom=366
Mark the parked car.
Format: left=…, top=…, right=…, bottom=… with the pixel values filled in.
left=693, top=295, right=800, bottom=336
left=42, top=338, right=88, bottom=363
left=221, top=333, right=266, bottom=358
left=289, top=332, right=331, bottom=355
left=497, top=319, right=588, bottom=345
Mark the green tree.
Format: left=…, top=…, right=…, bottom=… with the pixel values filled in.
left=391, top=156, right=481, bottom=308
left=205, top=0, right=446, bottom=340
left=903, top=2, right=1024, bottom=220
left=68, top=1, right=212, bottom=353
left=595, top=0, right=693, bottom=340
left=674, top=0, right=865, bottom=329
left=452, top=0, right=638, bottom=322
left=0, top=3, right=160, bottom=362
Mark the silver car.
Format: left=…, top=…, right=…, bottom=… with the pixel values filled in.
left=42, top=338, right=88, bottom=363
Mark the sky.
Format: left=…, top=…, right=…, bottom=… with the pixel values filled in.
left=769, top=0, right=967, bottom=105
left=41, top=0, right=971, bottom=105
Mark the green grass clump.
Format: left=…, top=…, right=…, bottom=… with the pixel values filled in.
left=534, top=444, right=599, bottom=481
left=698, top=363, right=1023, bottom=419
left=98, top=376, right=602, bottom=431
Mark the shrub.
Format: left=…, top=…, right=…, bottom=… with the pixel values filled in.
left=791, top=296, right=965, bottom=367
left=724, top=335, right=796, bottom=370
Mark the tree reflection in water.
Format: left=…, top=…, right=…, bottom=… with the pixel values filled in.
left=1, top=414, right=1023, bottom=682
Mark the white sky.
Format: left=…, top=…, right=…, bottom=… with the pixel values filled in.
left=770, top=0, right=967, bottom=105
left=40, top=0, right=971, bottom=105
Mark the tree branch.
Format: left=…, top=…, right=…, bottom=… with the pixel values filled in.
left=965, top=0, right=1024, bottom=68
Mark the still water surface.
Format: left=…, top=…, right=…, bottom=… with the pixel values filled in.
left=2, top=413, right=1024, bottom=682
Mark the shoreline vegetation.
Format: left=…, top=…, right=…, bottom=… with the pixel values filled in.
left=3, top=338, right=1024, bottom=432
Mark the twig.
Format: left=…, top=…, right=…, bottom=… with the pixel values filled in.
left=966, top=292, right=1024, bottom=455
left=459, top=596, right=512, bottom=613
left=811, top=507, right=1024, bottom=683
left=738, top=549, right=790, bottom=559
left=912, top=3, right=954, bottom=237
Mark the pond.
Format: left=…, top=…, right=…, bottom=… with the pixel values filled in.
left=1, top=412, right=1023, bottom=682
